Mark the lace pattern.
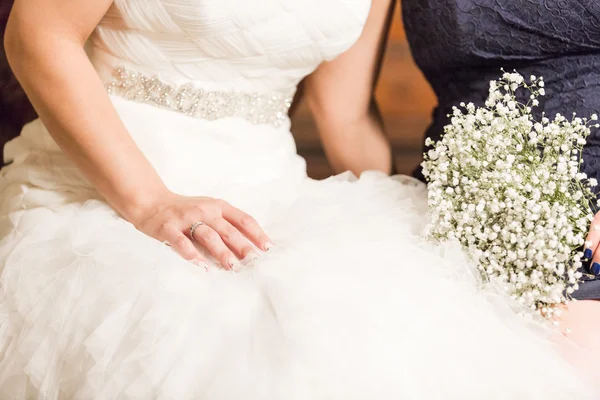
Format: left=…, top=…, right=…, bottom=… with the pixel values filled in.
left=402, top=0, right=600, bottom=297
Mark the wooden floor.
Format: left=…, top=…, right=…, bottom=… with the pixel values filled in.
left=290, top=3, right=437, bottom=179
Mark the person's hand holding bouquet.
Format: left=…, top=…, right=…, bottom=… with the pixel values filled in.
left=423, top=72, right=600, bottom=318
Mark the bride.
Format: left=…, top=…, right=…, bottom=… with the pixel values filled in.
left=0, top=0, right=595, bottom=398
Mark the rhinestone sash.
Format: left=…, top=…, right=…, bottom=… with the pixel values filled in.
left=105, top=67, right=294, bottom=127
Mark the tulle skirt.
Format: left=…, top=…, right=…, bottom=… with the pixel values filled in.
left=0, top=97, right=595, bottom=399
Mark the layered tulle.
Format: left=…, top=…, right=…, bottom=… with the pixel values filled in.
left=0, top=123, right=595, bottom=398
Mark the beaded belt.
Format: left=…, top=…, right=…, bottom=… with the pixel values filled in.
left=105, top=66, right=294, bottom=127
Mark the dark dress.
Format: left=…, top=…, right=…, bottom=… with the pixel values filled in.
left=402, top=0, right=600, bottom=300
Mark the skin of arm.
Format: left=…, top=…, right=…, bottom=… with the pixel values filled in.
left=4, top=0, right=168, bottom=223
left=303, top=0, right=396, bottom=176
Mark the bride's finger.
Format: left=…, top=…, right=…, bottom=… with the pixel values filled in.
left=209, top=219, right=258, bottom=261
left=222, top=204, right=273, bottom=251
left=190, top=223, right=241, bottom=271
left=162, top=225, right=208, bottom=268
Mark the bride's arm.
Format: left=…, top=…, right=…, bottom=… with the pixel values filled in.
left=5, top=1, right=163, bottom=221
left=5, top=0, right=271, bottom=268
left=303, top=0, right=395, bottom=176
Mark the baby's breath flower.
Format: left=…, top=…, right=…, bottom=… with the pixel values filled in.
left=422, top=72, right=597, bottom=318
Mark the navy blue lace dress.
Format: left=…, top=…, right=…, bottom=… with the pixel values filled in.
left=402, top=0, right=600, bottom=300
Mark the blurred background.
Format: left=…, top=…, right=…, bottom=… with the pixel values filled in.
left=0, top=2, right=437, bottom=177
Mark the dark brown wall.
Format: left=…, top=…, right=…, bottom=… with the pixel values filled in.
left=0, top=2, right=37, bottom=163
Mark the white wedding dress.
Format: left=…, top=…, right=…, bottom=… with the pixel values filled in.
left=0, top=1, right=595, bottom=399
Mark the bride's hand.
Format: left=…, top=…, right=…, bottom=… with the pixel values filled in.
left=131, top=192, right=273, bottom=270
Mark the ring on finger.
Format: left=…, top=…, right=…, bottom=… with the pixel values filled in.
left=189, top=221, right=205, bottom=240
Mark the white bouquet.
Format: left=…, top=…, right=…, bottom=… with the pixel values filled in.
left=422, top=71, right=599, bottom=317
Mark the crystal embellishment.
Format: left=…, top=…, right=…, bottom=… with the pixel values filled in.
left=106, top=66, right=294, bottom=127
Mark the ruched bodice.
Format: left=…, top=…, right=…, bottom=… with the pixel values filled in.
left=89, top=0, right=370, bottom=92
left=3, top=0, right=372, bottom=194
left=403, top=0, right=600, bottom=191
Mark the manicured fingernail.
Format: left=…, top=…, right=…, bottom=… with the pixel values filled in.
left=584, top=248, right=593, bottom=259
left=191, top=259, right=209, bottom=270
left=264, top=242, right=274, bottom=251
left=243, top=252, right=260, bottom=264
left=592, top=262, right=600, bottom=275
left=228, top=258, right=242, bottom=271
